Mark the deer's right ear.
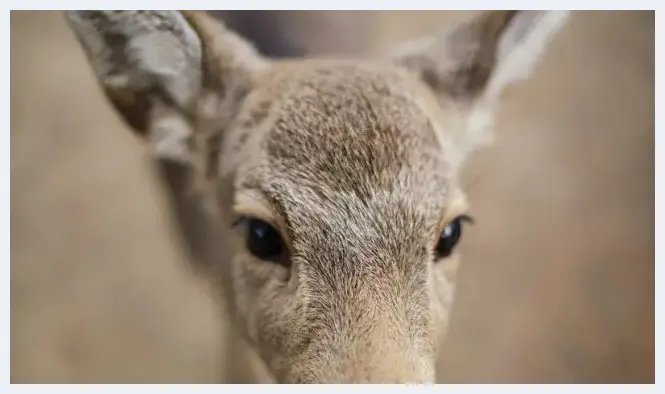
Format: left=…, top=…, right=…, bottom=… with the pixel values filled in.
left=65, top=11, right=267, bottom=165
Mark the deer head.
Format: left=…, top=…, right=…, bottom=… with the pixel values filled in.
left=65, top=10, right=570, bottom=383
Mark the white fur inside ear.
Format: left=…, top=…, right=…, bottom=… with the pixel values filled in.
left=389, top=33, right=439, bottom=61
left=466, top=105, right=494, bottom=148
left=450, top=104, right=495, bottom=168
left=485, top=10, right=570, bottom=101
left=150, top=112, right=194, bottom=164
left=128, top=24, right=203, bottom=108
left=65, top=11, right=203, bottom=111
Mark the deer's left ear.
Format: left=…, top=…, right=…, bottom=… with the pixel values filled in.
left=388, top=11, right=570, bottom=163
left=390, top=11, right=571, bottom=103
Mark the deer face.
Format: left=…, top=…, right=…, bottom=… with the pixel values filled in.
left=65, top=10, right=569, bottom=383
left=219, top=61, right=466, bottom=382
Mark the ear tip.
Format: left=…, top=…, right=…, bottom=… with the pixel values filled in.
left=531, top=10, right=573, bottom=24
left=63, top=10, right=105, bottom=22
left=62, top=10, right=84, bottom=25
left=505, top=10, right=572, bottom=39
left=509, top=10, right=572, bottom=22
left=540, top=10, right=574, bottom=33
left=542, top=10, right=572, bottom=20
left=62, top=11, right=112, bottom=33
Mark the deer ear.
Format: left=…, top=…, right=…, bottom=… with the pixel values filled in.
left=391, top=10, right=570, bottom=102
left=389, top=11, right=570, bottom=163
left=65, top=11, right=267, bottom=164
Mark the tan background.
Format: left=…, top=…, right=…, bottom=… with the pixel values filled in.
left=10, top=11, right=654, bottom=383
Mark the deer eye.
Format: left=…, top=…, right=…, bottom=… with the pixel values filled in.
left=235, top=217, right=289, bottom=266
left=435, top=215, right=473, bottom=259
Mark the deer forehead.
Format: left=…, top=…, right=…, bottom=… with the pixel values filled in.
left=227, top=60, right=465, bottom=226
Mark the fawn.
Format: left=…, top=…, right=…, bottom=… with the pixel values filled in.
left=65, top=10, right=570, bottom=383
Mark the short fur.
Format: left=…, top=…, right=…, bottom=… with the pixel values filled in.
left=65, top=10, right=570, bottom=383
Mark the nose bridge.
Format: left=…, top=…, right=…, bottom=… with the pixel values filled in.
left=288, top=207, right=435, bottom=382
left=345, top=311, right=433, bottom=383
left=302, top=310, right=435, bottom=383
left=296, top=273, right=434, bottom=383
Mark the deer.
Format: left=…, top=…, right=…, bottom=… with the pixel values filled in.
left=64, top=10, right=570, bottom=383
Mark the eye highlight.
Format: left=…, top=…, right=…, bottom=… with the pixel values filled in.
left=234, top=216, right=290, bottom=267
left=435, top=215, right=474, bottom=260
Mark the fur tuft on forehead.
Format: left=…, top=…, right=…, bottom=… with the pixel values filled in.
left=262, top=61, right=452, bottom=195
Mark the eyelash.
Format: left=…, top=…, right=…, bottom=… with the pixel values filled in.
left=232, top=216, right=247, bottom=228
left=456, top=214, right=475, bottom=225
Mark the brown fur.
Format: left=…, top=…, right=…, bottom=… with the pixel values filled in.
left=64, top=10, right=570, bottom=383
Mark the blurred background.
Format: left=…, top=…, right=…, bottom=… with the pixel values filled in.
left=10, top=10, right=654, bottom=383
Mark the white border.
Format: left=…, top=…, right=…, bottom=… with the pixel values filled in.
left=4, top=2, right=659, bottom=391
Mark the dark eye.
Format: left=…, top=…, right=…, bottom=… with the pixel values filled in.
left=435, top=215, right=473, bottom=259
left=236, top=217, right=288, bottom=265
